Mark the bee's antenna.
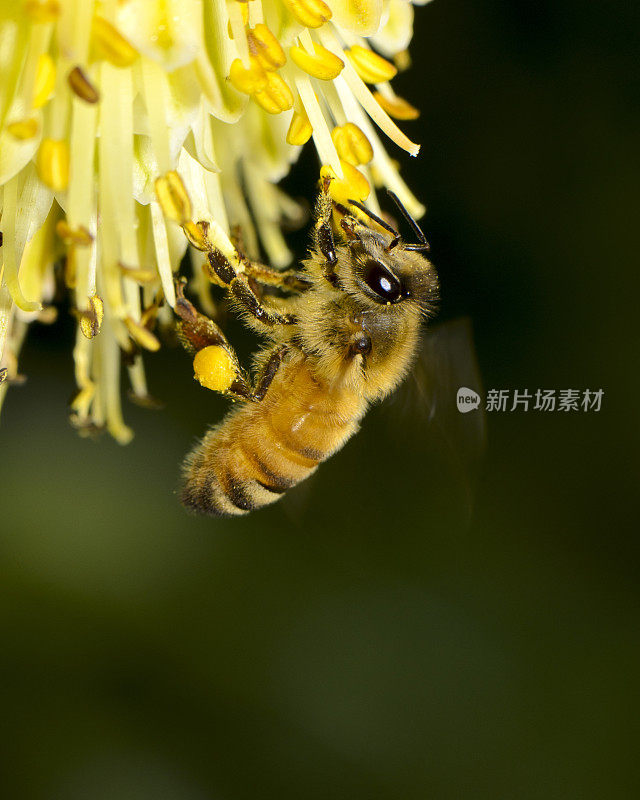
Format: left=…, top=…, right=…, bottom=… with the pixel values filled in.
left=386, top=190, right=430, bottom=252
left=404, top=243, right=431, bottom=252
left=347, top=198, right=401, bottom=249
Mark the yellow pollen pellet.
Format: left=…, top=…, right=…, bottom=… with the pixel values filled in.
left=248, top=24, right=286, bottom=71
left=24, top=0, right=60, bottom=23
left=33, top=53, right=55, bottom=108
left=7, top=118, right=39, bottom=140
left=78, top=295, right=104, bottom=339
left=67, top=65, right=100, bottom=103
left=228, top=57, right=268, bottom=95
left=286, top=109, right=313, bottom=146
left=124, top=317, right=161, bottom=352
left=193, top=346, right=237, bottom=392
left=56, top=220, right=94, bottom=246
left=331, top=123, right=373, bottom=166
left=37, top=138, right=69, bottom=191
left=346, top=45, right=398, bottom=84
left=372, top=91, right=419, bottom=120
left=155, top=171, right=193, bottom=226
left=283, top=0, right=332, bottom=29
left=253, top=71, right=294, bottom=114
left=289, top=42, right=343, bottom=80
left=91, top=15, right=139, bottom=68
left=320, top=161, right=370, bottom=205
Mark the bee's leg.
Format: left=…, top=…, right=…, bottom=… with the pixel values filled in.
left=174, top=278, right=229, bottom=352
left=174, top=279, right=252, bottom=401
left=229, top=222, right=309, bottom=294
left=251, top=345, right=289, bottom=401
left=241, top=260, right=310, bottom=294
left=206, top=249, right=296, bottom=327
left=315, top=176, right=338, bottom=287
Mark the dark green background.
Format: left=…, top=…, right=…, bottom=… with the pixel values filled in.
left=1, top=1, right=638, bottom=797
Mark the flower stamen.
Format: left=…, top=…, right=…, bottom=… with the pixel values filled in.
left=290, top=41, right=344, bottom=80
left=286, top=107, right=313, bottom=146
left=67, top=66, right=100, bottom=104
left=345, top=44, right=398, bottom=84
left=247, top=23, right=286, bottom=71
left=91, top=15, right=139, bottom=68
left=331, top=122, right=373, bottom=166
left=36, top=138, right=69, bottom=191
left=253, top=71, right=294, bottom=114
left=283, top=0, right=332, bottom=29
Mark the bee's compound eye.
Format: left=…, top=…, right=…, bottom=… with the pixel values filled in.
left=363, top=260, right=402, bottom=303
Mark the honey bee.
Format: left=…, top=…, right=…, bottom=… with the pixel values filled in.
left=176, top=179, right=438, bottom=516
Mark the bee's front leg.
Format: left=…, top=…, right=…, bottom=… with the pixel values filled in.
left=315, top=176, right=339, bottom=287
left=239, top=260, right=311, bottom=294
left=206, top=250, right=296, bottom=327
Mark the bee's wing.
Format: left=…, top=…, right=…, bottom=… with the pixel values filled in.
left=388, top=317, right=486, bottom=512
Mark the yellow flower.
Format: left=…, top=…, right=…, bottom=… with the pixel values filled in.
left=0, top=0, right=431, bottom=442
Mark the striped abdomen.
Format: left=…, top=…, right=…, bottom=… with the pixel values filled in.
left=181, top=355, right=365, bottom=516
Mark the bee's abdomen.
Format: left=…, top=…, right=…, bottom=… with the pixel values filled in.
left=180, top=362, right=363, bottom=517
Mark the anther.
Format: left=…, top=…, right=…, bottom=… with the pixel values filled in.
left=182, top=220, right=211, bottom=251
left=289, top=42, right=344, bottom=80
left=37, top=138, right=70, bottom=191
left=69, top=382, right=96, bottom=417
left=91, top=15, right=139, bottom=68
left=286, top=108, right=313, bottom=146
left=124, top=317, right=161, bottom=352
left=331, top=123, right=373, bottom=166
left=78, top=295, right=104, bottom=339
left=394, top=50, right=411, bottom=72
left=345, top=45, right=398, bottom=83
left=320, top=161, right=370, bottom=205
left=33, top=54, right=55, bottom=108
left=155, top=171, right=193, bottom=227
left=373, top=91, right=419, bottom=120
left=24, top=0, right=60, bottom=23
left=7, top=118, right=39, bottom=140
left=253, top=72, right=294, bottom=114
left=283, top=0, right=332, bottom=29
left=119, top=263, right=158, bottom=284
left=67, top=66, right=100, bottom=104
left=228, top=57, right=268, bottom=95
left=248, top=24, right=287, bottom=71
left=56, top=220, right=94, bottom=246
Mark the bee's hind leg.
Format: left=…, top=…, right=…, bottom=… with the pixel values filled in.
left=174, top=278, right=253, bottom=401
left=174, top=277, right=228, bottom=351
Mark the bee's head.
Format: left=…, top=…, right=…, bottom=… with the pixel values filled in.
left=334, top=195, right=439, bottom=313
